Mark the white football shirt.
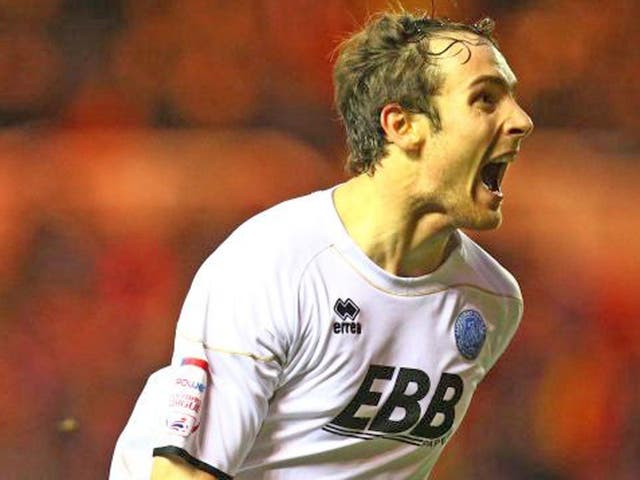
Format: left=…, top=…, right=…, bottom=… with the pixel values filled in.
left=110, top=186, right=523, bottom=479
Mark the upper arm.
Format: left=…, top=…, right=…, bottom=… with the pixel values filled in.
left=151, top=248, right=296, bottom=476
left=111, top=226, right=303, bottom=480
left=151, top=455, right=218, bottom=480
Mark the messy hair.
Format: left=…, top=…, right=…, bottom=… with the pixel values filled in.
left=333, top=12, right=497, bottom=175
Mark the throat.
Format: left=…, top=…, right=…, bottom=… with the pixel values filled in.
left=333, top=177, right=456, bottom=278
left=395, top=231, right=458, bottom=277
left=364, top=221, right=457, bottom=278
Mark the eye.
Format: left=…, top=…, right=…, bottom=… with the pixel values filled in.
left=474, top=91, right=498, bottom=110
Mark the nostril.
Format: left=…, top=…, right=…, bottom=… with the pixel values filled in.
left=508, top=115, right=534, bottom=138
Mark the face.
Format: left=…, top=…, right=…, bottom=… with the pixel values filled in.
left=414, top=32, right=533, bottom=230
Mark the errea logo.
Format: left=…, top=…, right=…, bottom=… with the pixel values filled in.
left=333, top=298, right=362, bottom=335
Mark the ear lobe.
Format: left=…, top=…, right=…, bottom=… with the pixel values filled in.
left=380, top=103, right=422, bottom=153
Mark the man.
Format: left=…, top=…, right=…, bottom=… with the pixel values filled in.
left=110, top=10, right=533, bottom=480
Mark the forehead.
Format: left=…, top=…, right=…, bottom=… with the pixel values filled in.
left=428, top=32, right=517, bottom=93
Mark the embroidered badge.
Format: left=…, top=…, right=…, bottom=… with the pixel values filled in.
left=454, top=309, right=487, bottom=360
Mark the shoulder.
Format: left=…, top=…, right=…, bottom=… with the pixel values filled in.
left=178, top=190, right=336, bottom=342
left=198, top=188, right=335, bottom=288
left=456, top=232, right=522, bottom=303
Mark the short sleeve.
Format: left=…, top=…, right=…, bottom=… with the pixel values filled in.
left=152, top=248, right=296, bottom=477
left=483, top=296, right=523, bottom=373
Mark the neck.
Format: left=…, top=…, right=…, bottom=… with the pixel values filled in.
left=333, top=164, right=457, bottom=277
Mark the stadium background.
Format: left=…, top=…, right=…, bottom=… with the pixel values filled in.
left=1, top=0, right=638, bottom=478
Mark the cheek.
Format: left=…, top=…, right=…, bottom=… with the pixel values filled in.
left=449, top=121, right=492, bottom=158
left=428, top=126, right=489, bottom=188
left=470, top=179, right=485, bottom=200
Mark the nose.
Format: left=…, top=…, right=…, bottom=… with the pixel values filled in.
left=506, top=101, right=534, bottom=139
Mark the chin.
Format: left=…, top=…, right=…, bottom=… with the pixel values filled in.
left=478, top=210, right=503, bottom=230
left=458, top=210, right=503, bottom=231
left=475, top=216, right=502, bottom=230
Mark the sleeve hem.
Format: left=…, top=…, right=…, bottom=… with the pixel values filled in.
left=153, top=446, right=234, bottom=480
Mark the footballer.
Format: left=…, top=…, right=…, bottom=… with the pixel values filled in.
left=110, top=9, right=533, bottom=480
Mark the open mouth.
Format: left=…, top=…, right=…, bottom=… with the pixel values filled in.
left=480, top=161, right=508, bottom=193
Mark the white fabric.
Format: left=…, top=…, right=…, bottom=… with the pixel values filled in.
left=110, top=187, right=522, bottom=479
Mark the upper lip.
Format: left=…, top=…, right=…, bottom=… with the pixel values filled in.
left=486, top=150, right=519, bottom=165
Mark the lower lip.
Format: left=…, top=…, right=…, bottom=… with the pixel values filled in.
left=482, top=184, right=504, bottom=207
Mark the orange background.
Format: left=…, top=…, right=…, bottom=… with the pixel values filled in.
left=1, top=1, right=638, bottom=478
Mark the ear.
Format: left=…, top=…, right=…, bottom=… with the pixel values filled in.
left=379, top=103, right=422, bottom=153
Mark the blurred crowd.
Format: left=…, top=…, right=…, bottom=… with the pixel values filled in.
left=0, top=1, right=638, bottom=478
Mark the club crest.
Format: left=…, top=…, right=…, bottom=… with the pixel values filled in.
left=454, top=309, right=487, bottom=360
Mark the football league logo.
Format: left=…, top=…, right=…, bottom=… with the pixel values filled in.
left=454, top=309, right=487, bottom=360
left=166, top=414, right=198, bottom=436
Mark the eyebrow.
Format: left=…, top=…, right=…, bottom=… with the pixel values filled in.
left=468, top=74, right=517, bottom=92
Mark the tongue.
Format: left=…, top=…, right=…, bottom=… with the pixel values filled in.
left=481, top=163, right=501, bottom=192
